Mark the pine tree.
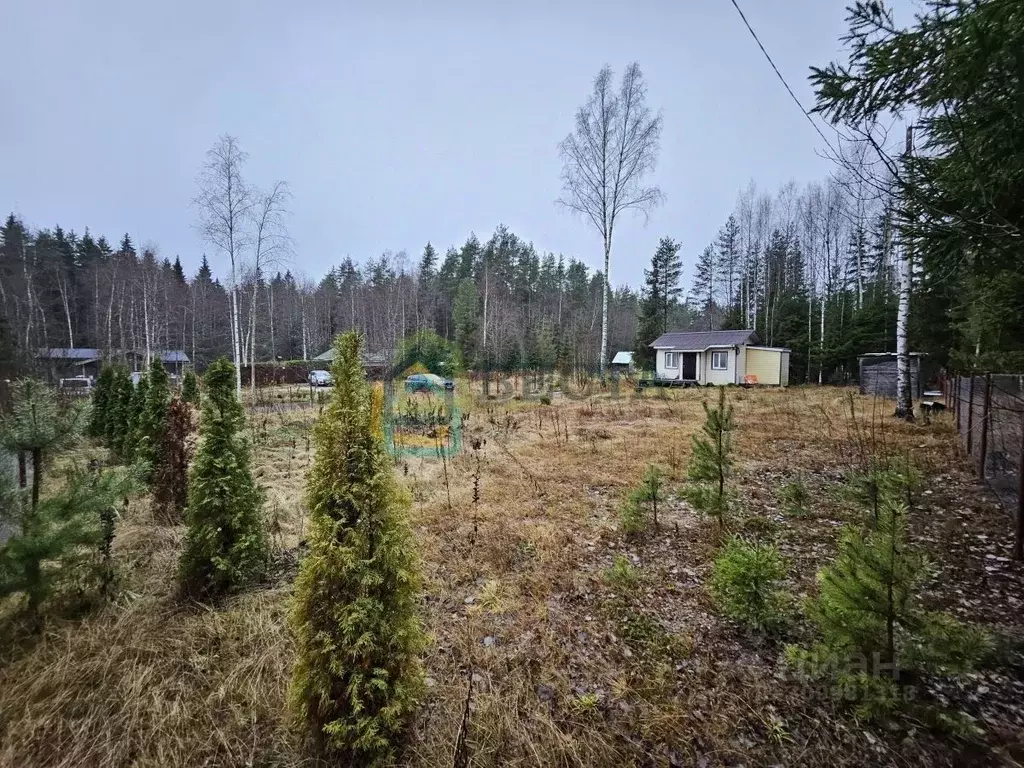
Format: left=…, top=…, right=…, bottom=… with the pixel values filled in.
left=807, top=497, right=927, bottom=672
left=0, top=379, right=130, bottom=617
left=685, top=386, right=734, bottom=529
left=181, top=368, right=199, bottom=405
left=654, top=237, right=684, bottom=332
left=715, top=214, right=741, bottom=310
left=88, top=365, right=115, bottom=438
left=620, top=463, right=667, bottom=534
left=691, top=244, right=717, bottom=330
left=789, top=495, right=990, bottom=717
left=1, top=466, right=132, bottom=618
left=290, top=331, right=424, bottom=764
left=152, top=397, right=194, bottom=524
left=179, top=358, right=267, bottom=599
left=0, top=379, right=84, bottom=509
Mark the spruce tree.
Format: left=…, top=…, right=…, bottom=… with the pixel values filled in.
left=453, top=277, right=480, bottom=367
left=633, top=237, right=684, bottom=370
left=181, top=368, right=199, bottom=405
left=685, top=386, right=734, bottom=530
left=290, top=331, right=424, bottom=763
left=179, top=358, right=267, bottom=599
left=88, top=365, right=115, bottom=438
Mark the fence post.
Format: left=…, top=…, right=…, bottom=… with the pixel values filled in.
left=978, top=373, right=992, bottom=479
left=954, top=375, right=960, bottom=429
left=966, top=374, right=976, bottom=456
left=1016, top=411, right=1024, bottom=561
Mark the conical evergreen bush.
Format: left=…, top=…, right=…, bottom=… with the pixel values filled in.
left=178, top=358, right=267, bottom=599
left=181, top=368, right=199, bottom=406
left=105, top=366, right=134, bottom=458
left=136, top=357, right=172, bottom=477
left=290, top=331, right=424, bottom=764
left=124, top=373, right=149, bottom=464
left=88, top=365, right=115, bottom=438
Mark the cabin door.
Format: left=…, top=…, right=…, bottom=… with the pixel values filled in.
left=682, top=353, right=697, bottom=380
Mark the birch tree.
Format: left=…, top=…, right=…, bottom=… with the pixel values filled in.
left=244, top=181, right=291, bottom=394
left=194, top=135, right=252, bottom=395
left=558, top=63, right=663, bottom=373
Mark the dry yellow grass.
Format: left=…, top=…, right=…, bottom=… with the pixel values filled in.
left=1, top=384, right=1020, bottom=767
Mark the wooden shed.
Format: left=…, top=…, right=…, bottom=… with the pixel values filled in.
left=857, top=353, right=923, bottom=399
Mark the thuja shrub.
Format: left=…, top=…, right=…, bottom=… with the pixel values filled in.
left=135, top=357, right=172, bottom=477
left=178, top=359, right=267, bottom=599
left=88, top=365, right=115, bottom=438
left=290, top=331, right=424, bottom=764
left=151, top=396, right=194, bottom=524
left=181, top=368, right=199, bottom=406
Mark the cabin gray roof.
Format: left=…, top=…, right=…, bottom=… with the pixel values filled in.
left=650, top=330, right=759, bottom=350
left=313, top=348, right=395, bottom=366
left=36, top=348, right=189, bottom=363
left=37, top=348, right=102, bottom=360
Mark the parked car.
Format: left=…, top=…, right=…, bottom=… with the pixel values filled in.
left=404, top=373, right=455, bottom=393
left=308, top=369, right=333, bottom=387
left=59, top=376, right=93, bottom=396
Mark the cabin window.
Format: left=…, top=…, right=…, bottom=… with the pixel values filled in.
left=711, top=350, right=728, bottom=370
left=664, top=352, right=678, bottom=369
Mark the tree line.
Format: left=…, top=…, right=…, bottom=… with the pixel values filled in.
left=4, top=0, right=1021, bottom=386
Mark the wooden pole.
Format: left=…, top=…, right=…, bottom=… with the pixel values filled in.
left=978, top=373, right=992, bottom=479
left=1015, top=411, right=1024, bottom=561
left=954, top=375, right=960, bottom=428
left=966, top=374, right=976, bottom=456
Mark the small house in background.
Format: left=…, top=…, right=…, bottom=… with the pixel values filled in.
left=649, top=330, right=790, bottom=386
left=610, top=351, right=634, bottom=374
left=858, top=353, right=924, bottom=400
left=313, top=347, right=395, bottom=379
left=36, top=348, right=103, bottom=381
left=36, top=348, right=190, bottom=383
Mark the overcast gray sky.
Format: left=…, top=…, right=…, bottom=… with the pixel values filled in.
left=0, top=0, right=903, bottom=289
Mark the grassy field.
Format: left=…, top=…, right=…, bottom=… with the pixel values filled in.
left=1, top=383, right=1022, bottom=767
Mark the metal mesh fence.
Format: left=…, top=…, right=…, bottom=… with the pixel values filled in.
left=951, top=374, right=1024, bottom=514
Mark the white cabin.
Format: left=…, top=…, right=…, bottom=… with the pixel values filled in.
left=650, top=330, right=790, bottom=386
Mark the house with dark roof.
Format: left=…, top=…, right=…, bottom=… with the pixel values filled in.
left=312, top=347, right=395, bottom=379
left=36, top=348, right=190, bottom=381
left=650, top=330, right=790, bottom=386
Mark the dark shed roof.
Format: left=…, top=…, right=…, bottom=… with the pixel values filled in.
left=36, top=348, right=189, bottom=363
left=37, top=348, right=102, bottom=360
left=650, top=330, right=759, bottom=350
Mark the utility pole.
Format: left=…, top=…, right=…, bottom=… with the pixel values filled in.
left=895, top=125, right=914, bottom=420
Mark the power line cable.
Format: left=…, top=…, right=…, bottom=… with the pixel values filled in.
left=726, top=0, right=839, bottom=155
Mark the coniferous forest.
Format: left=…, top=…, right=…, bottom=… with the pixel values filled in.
left=0, top=163, right=1002, bottom=383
